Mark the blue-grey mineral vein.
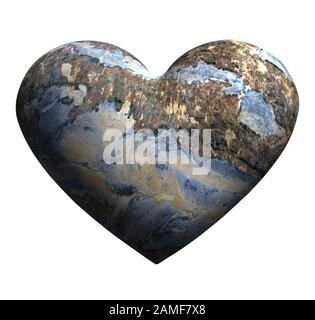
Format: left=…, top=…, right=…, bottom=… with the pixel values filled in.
left=17, top=40, right=299, bottom=263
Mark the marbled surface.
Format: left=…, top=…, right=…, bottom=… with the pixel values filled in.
left=16, top=40, right=299, bottom=263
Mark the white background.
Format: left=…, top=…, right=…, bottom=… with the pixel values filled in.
left=0, top=0, right=314, bottom=300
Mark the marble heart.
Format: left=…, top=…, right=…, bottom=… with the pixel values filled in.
left=16, top=40, right=299, bottom=263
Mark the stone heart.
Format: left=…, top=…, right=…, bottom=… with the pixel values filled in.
left=16, top=40, right=298, bottom=263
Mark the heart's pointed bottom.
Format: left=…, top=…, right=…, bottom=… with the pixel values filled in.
left=17, top=40, right=298, bottom=262
left=126, top=241, right=180, bottom=264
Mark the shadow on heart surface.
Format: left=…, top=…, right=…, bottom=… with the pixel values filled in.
left=16, top=40, right=298, bottom=263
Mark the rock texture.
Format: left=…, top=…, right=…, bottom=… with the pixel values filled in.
left=17, top=40, right=299, bottom=263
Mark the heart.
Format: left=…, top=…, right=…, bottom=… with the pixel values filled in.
left=16, top=40, right=299, bottom=263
